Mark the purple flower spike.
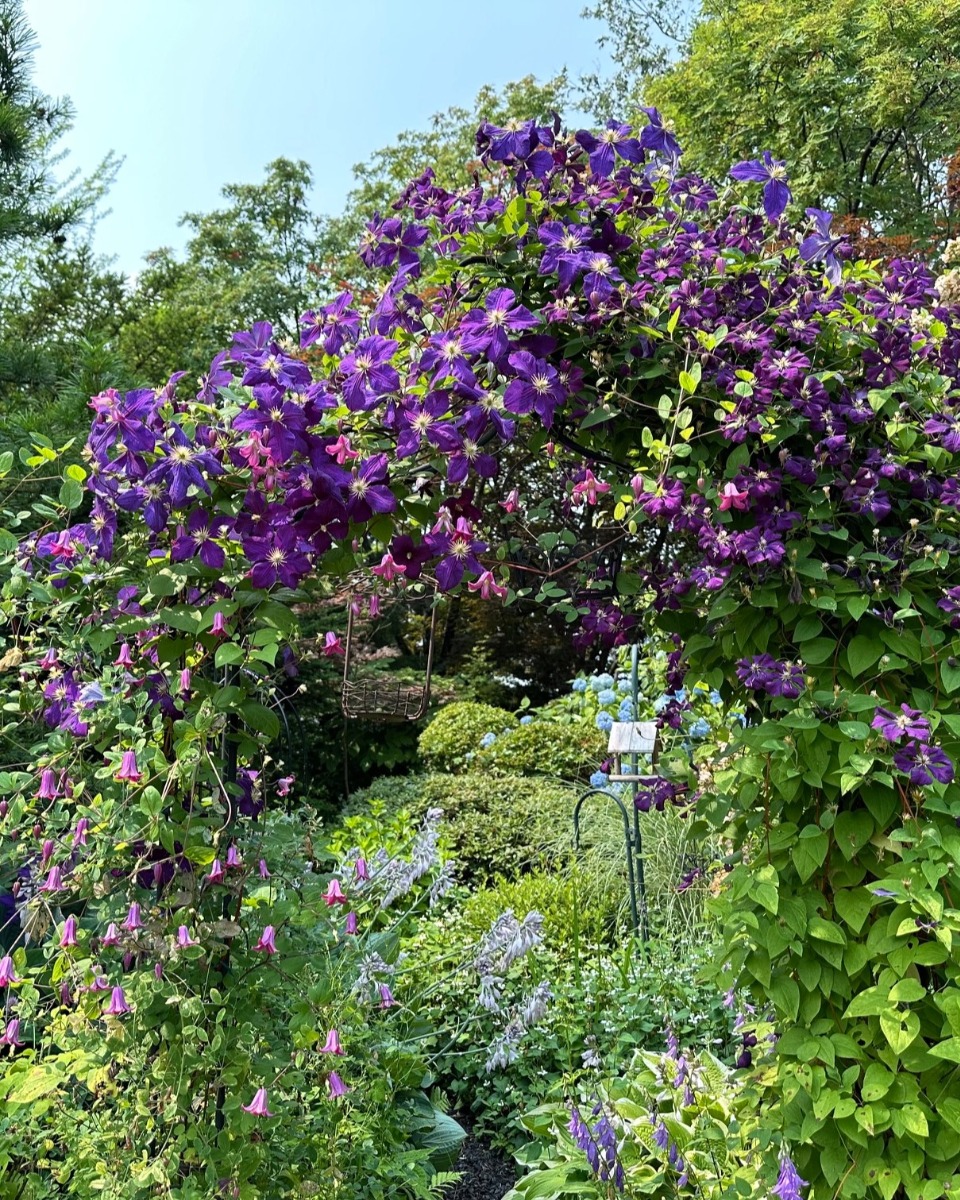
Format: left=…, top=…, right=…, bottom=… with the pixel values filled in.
left=772, top=1153, right=809, bottom=1200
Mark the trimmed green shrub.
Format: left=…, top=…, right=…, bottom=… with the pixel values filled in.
left=417, top=700, right=516, bottom=772
left=345, top=771, right=578, bottom=884
left=474, top=719, right=606, bottom=782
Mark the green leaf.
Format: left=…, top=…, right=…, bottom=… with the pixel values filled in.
left=834, top=888, right=873, bottom=933
left=791, top=827, right=829, bottom=882
left=808, top=916, right=846, bottom=945
left=833, top=810, right=874, bottom=859
left=240, top=701, right=280, bottom=740
left=879, top=1008, right=920, bottom=1055
left=678, top=370, right=697, bottom=394
left=928, top=1037, right=960, bottom=1063
left=215, top=643, right=245, bottom=667
left=58, top=477, right=84, bottom=510
left=847, top=634, right=883, bottom=678
left=942, top=660, right=960, bottom=694
left=844, top=987, right=886, bottom=1018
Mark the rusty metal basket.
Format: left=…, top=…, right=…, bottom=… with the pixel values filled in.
left=340, top=599, right=437, bottom=723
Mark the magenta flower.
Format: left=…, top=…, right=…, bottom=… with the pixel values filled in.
left=254, top=926, right=278, bottom=955
left=225, top=844, right=242, bottom=870
left=123, top=903, right=143, bottom=931
left=207, top=859, right=225, bottom=885
left=371, top=552, right=405, bottom=582
left=115, top=750, right=142, bottom=784
left=718, top=482, right=749, bottom=512
left=467, top=570, right=508, bottom=601
left=40, top=865, right=63, bottom=893
left=179, top=668, right=192, bottom=694
left=60, top=916, right=78, bottom=948
left=242, top=1086, right=274, bottom=1117
left=210, top=611, right=227, bottom=638
left=104, top=985, right=131, bottom=1016
left=72, top=817, right=89, bottom=848
left=101, top=922, right=122, bottom=946
left=379, top=984, right=397, bottom=1009
left=345, top=912, right=358, bottom=936
left=0, top=1018, right=23, bottom=1046
left=322, top=632, right=344, bottom=657
left=0, top=955, right=20, bottom=986
left=36, top=768, right=61, bottom=800
left=39, top=647, right=58, bottom=670
left=113, top=643, right=135, bottom=668
left=324, top=879, right=347, bottom=906
left=277, top=775, right=294, bottom=797
left=176, top=926, right=198, bottom=947
left=354, top=858, right=369, bottom=882
left=259, top=858, right=271, bottom=879
left=327, top=1071, right=350, bottom=1098
left=320, top=1028, right=344, bottom=1055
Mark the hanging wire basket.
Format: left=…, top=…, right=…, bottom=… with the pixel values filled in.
left=340, top=594, right=438, bottom=723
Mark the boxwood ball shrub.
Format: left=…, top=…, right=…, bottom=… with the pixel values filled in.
left=417, top=700, right=517, bottom=772
left=4, top=104, right=960, bottom=1198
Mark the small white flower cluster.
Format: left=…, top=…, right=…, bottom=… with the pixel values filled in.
left=351, top=951, right=394, bottom=998
left=474, top=909, right=550, bottom=1072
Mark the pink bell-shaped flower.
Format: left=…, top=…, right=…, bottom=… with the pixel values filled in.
left=101, top=922, right=122, bottom=947
left=327, top=1071, right=350, bottom=1098
left=114, top=750, right=142, bottom=783
left=254, top=926, right=277, bottom=955
left=0, top=955, right=20, bottom=986
left=242, top=1086, right=274, bottom=1117
left=59, top=916, right=78, bottom=948
left=320, top=1028, right=344, bottom=1056
left=323, top=878, right=347, bottom=906
left=103, top=985, right=130, bottom=1016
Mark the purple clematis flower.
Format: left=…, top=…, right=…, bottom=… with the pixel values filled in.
left=894, top=742, right=955, bottom=786
left=460, top=288, right=539, bottom=361
left=871, top=705, right=931, bottom=744
left=300, top=292, right=361, bottom=355
left=104, top=985, right=131, bottom=1016
left=798, top=208, right=844, bottom=286
left=538, top=222, right=594, bottom=289
left=576, top=121, right=643, bottom=177
left=233, top=394, right=308, bottom=464
left=339, top=336, right=400, bottom=410
left=144, top=424, right=222, bottom=506
left=345, top=454, right=397, bottom=523
left=244, top=525, right=312, bottom=590
left=503, top=352, right=567, bottom=426
left=171, top=509, right=232, bottom=570
left=730, top=151, right=791, bottom=220
left=638, top=107, right=682, bottom=157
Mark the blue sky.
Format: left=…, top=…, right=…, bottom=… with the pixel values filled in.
left=26, top=0, right=611, bottom=274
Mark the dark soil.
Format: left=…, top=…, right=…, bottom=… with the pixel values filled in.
left=447, top=1116, right=518, bottom=1200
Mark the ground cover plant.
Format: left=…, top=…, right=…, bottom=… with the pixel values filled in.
left=2, top=106, right=960, bottom=1199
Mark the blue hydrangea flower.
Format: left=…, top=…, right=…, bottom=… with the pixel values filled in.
left=689, top=717, right=711, bottom=739
left=709, top=689, right=723, bottom=705
left=618, top=700, right=635, bottom=720
left=572, top=679, right=588, bottom=693
left=617, top=678, right=633, bottom=695
left=674, top=688, right=687, bottom=702
left=589, top=770, right=609, bottom=789
left=520, top=715, right=534, bottom=725
left=595, top=711, right=614, bottom=732
left=480, top=732, right=497, bottom=748
left=598, top=688, right=617, bottom=705
left=653, top=693, right=671, bottom=713
left=590, top=673, right=615, bottom=692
